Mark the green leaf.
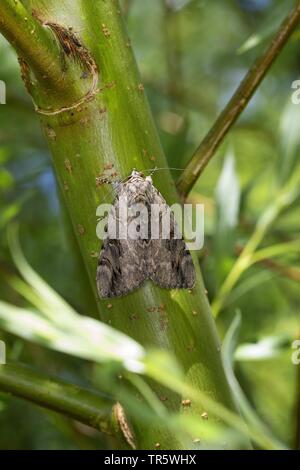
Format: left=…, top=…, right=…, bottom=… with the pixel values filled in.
left=214, top=150, right=240, bottom=282
left=235, top=335, right=291, bottom=362
left=222, top=313, right=286, bottom=450
left=278, top=100, right=300, bottom=184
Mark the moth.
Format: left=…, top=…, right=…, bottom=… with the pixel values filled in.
left=96, top=170, right=195, bottom=298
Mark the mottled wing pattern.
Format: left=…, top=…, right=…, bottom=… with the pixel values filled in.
left=148, top=191, right=195, bottom=289
left=97, top=239, right=147, bottom=298
left=149, top=238, right=195, bottom=289
left=96, top=170, right=195, bottom=298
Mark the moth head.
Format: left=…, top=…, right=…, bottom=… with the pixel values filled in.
left=131, top=170, right=152, bottom=184
left=131, top=169, right=143, bottom=178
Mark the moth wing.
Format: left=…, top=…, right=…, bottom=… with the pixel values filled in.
left=149, top=238, right=195, bottom=289
left=97, top=239, right=147, bottom=298
left=148, top=191, right=195, bottom=289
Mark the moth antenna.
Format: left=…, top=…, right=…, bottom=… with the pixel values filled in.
left=98, top=167, right=184, bottom=205
left=149, top=166, right=158, bottom=177
left=143, top=167, right=185, bottom=173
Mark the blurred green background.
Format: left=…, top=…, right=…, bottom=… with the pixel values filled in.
left=0, top=0, right=300, bottom=449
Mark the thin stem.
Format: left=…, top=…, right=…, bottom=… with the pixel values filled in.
left=245, top=256, right=300, bottom=283
left=177, top=2, right=300, bottom=198
left=0, top=362, right=114, bottom=435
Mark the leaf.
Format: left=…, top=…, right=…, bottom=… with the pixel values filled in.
left=235, top=335, right=291, bottom=362
left=7, top=223, right=78, bottom=324
left=214, top=150, right=241, bottom=282
left=0, top=300, right=145, bottom=373
left=225, top=268, right=275, bottom=309
left=278, top=100, right=300, bottom=184
left=222, top=313, right=286, bottom=449
left=216, top=150, right=240, bottom=231
left=1, top=227, right=145, bottom=373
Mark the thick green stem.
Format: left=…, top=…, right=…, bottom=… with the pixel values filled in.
left=0, top=0, right=245, bottom=449
left=0, top=362, right=114, bottom=434
left=176, top=2, right=300, bottom=199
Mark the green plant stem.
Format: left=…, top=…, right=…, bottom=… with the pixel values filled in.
left=0, top=0, right=74, bottom=99
left=0, top=0, right=245, bottom=449
left=176, top=2, right=300, bottom=199
left=0, top=362, right=114, bottom=434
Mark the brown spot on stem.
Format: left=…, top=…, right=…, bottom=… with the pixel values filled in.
left=159, top=396, right=168, bottom=402
left=129, top=313, right=139, bottom=321
left=159, top=316, right=169, bottom=331
left=80, top=117, right=90, bottom=126
left=102, top=23, right=111, bottom=38
left=104, top=163, right=114, bottom=170
left=187, top=342, right=195, bottom=352
left=182, top=399, right=191, bottom=407
left=64, top=159, right=73, bottom=174
left=18, top=57, right=31, bottom=93
left=77, top=224, right=85, bottom=236
left=45, top=125, right=56, bottom=140
left=63, top=181, right=69, bottom=191
left=106, top=81, right=116, bottom=89
left=31, top=13, right=99, bottom=116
